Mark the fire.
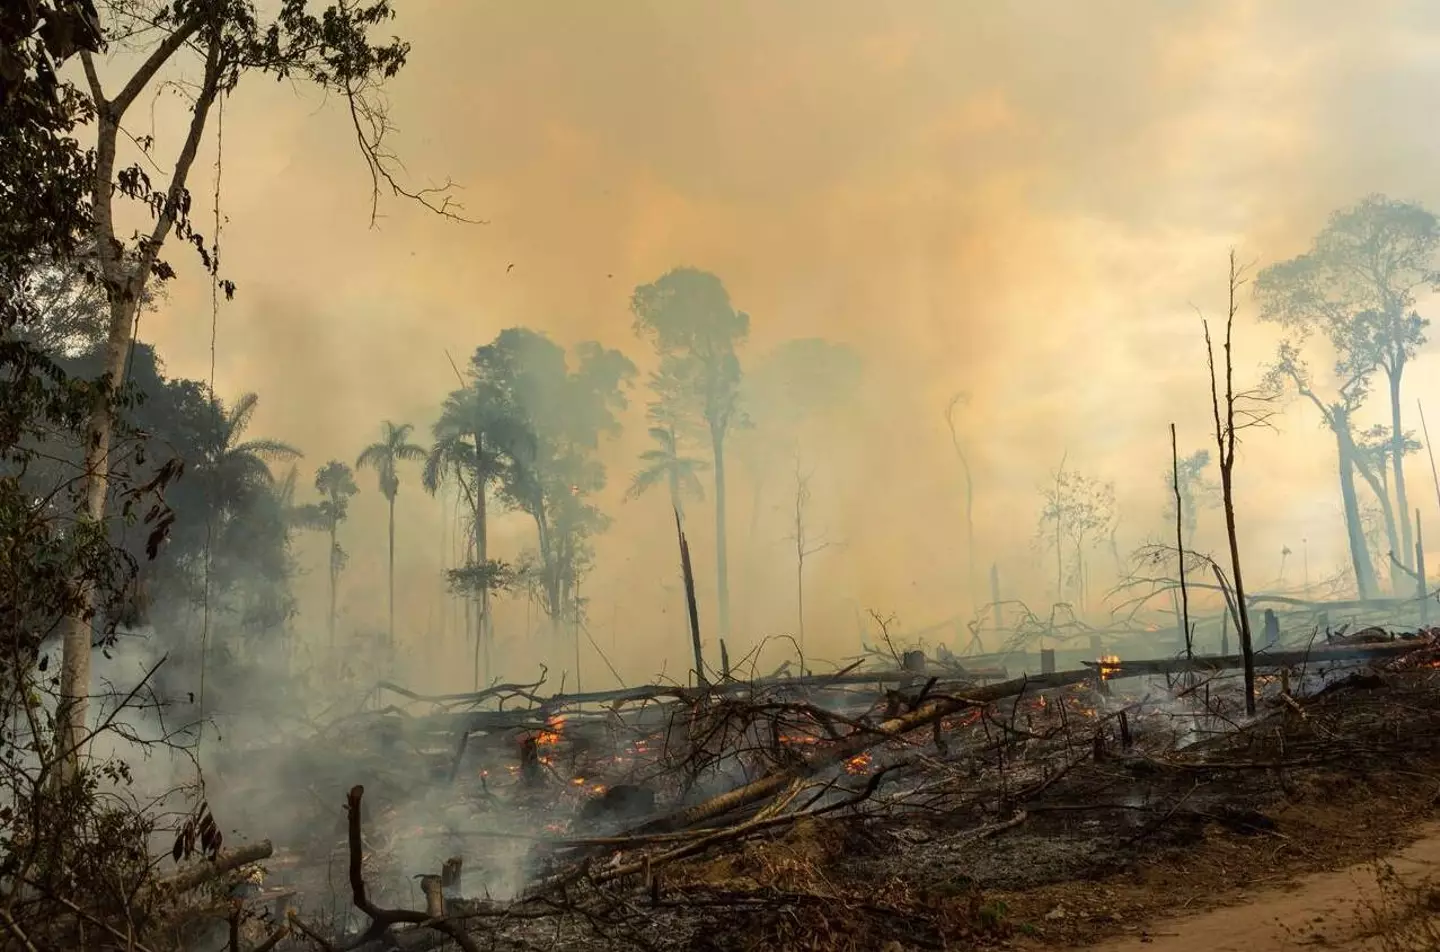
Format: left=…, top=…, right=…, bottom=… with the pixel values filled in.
left=536, top=714, right=565, bottom=746
left=845, top=752, right=872, bottom=775
left=1098, top=654, right=1122, bottom=680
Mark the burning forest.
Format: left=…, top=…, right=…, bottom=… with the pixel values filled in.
left=150, top=630, right=1440, bottom=951
left=14, top=1, right=1440, bottom=951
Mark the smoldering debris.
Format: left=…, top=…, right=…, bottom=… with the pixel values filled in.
left=162, top=630, right=1440, bottom=951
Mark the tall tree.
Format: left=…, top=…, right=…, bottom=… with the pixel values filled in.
left=56, top=0, right=461, bottom=762
left=356, top=420, right=425, bottom=647
left=313, top=461, right=358, bottom=651
left=632, top=269, right=749, bottom=642
left=1207, top=251, right=1262, bottom=717
left=423, top=379, right=526, bottom=682
left=1255, top=195, right=1439, bottom=577
left=1265, top=341, right=1379, bottom=598
left=472, top=329, right=635, bottom=643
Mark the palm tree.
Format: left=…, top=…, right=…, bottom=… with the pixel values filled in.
left=356, top=421, right=426, bottom=646
left=200, top=392, right=302, bottom=517
left=625, top=422, right=709, bottom=679
left=313, top=460, right=359, bottom=650
left=624, top=424, right=708, bottom=521
left=422, top=386, right=515, bottom=684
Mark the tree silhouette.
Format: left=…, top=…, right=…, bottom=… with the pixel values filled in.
left=197, top=392, right=302, bottom=514
left=1256, top=195, right=1439, bottom=578
left=1264, top=341, right=1379, bottom=598
left=313, top=460, right=359, bottom=650
left=55, top=0, right=460, bottom=764
left=423, top=380, right=524, bottom=682
left=472, top=329, right=634, bottom=647
left=1159, top=448, right=1218, bottom=548
left=1037, top=462, right=1115, bottom=612
left=625, top=423, right=708, bottom=520
left=357, top=420, right=425, bottom=647
left=632, top=268, right=749, bottom=642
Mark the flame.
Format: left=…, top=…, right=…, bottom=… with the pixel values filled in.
left=536, top=714, right=565, bottom=746
left=1098, top=654, right=1122, bottom=680
left=845, top=752, right=872, bottom=775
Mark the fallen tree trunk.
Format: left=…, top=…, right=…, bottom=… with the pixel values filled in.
left=1083, top=641, right=1424, bottom=678
left=152, top=840, right=274, bottom=896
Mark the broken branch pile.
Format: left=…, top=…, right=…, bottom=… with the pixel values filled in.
left=208, top=634, right=1440, bottom=951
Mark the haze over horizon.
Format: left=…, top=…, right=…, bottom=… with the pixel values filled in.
left=101, top=0, right=1440, bottom=689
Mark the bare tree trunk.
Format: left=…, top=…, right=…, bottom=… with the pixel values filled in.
left=712, top=427, right=731, bottom=642
left=1353, top=449, right=1401, bottom=591
left=328, top=526, right=339, bottom=651
left=1332, top=415, right=1378, bottom=599
left=1206, top=250, right=1256, bottom=717
left=1390, top=368, right=1414, bottom=570
left=387, top=495, right=396, bottom=647
left=676, top=511, right=706, bottom=686
left=1171, top=423, right=1192, bottom=660
left=59, top=20, right=220, bottom=768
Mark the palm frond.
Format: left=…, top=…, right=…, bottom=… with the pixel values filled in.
left=232, top=438, right=303, bottom=462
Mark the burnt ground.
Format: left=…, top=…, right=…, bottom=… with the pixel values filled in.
left=231, top=655, right=1440, bottom=951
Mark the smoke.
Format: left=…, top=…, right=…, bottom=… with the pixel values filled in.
left=109, top=1, right=1440, bottom=688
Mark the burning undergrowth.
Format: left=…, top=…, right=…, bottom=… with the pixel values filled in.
left=209, top=634, right=1440, bottom=950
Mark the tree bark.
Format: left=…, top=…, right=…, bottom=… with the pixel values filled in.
left=711, top=426, right=731, bottom=641
left=1389, top=367, right=1414, bottom=571
left=1333, top=413, right=1378, bottom=599
left=387, top=494, right=396, bottom=647
left=1353, top=451, right=1401, bottom=592
left=328, top=523, right=339, bottom=650
left=59, top=26, right=220, bottom=767
left=472, top=433, right=490, bottom=688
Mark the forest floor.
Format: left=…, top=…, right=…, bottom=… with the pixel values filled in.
left=254, top=648, right=1440, bottom=951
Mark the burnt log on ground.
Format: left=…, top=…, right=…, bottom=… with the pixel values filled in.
left=1082, top=640, right=1426, bottom=678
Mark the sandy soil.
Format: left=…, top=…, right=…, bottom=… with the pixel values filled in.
left=1084, top=822, right=1440, bottom=952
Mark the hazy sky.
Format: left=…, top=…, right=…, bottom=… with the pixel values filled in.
left=106, top=0, right=1440, bottom=687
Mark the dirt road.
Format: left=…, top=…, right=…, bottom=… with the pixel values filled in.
left=1087, top=823, right=1440, bottom=952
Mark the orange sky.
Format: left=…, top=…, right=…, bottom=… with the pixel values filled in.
left=85, top=0, right=1440, bottom=689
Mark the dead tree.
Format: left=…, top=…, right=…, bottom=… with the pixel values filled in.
left=1171, top=423, right=1193, bottom=660
left=1204, top=250, right=1266, bottom=716
left=945, top=392, right=978, bottom=604
left=788, top=455, right=834, bottom=669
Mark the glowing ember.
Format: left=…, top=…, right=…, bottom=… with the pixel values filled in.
left=844, top=752, right=872, bottom=775
left=1098, top=654, right=1122, bottom=680
left=536, top=714, right=565, bottom=745
left=780, top=733, right=821, bottom=746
